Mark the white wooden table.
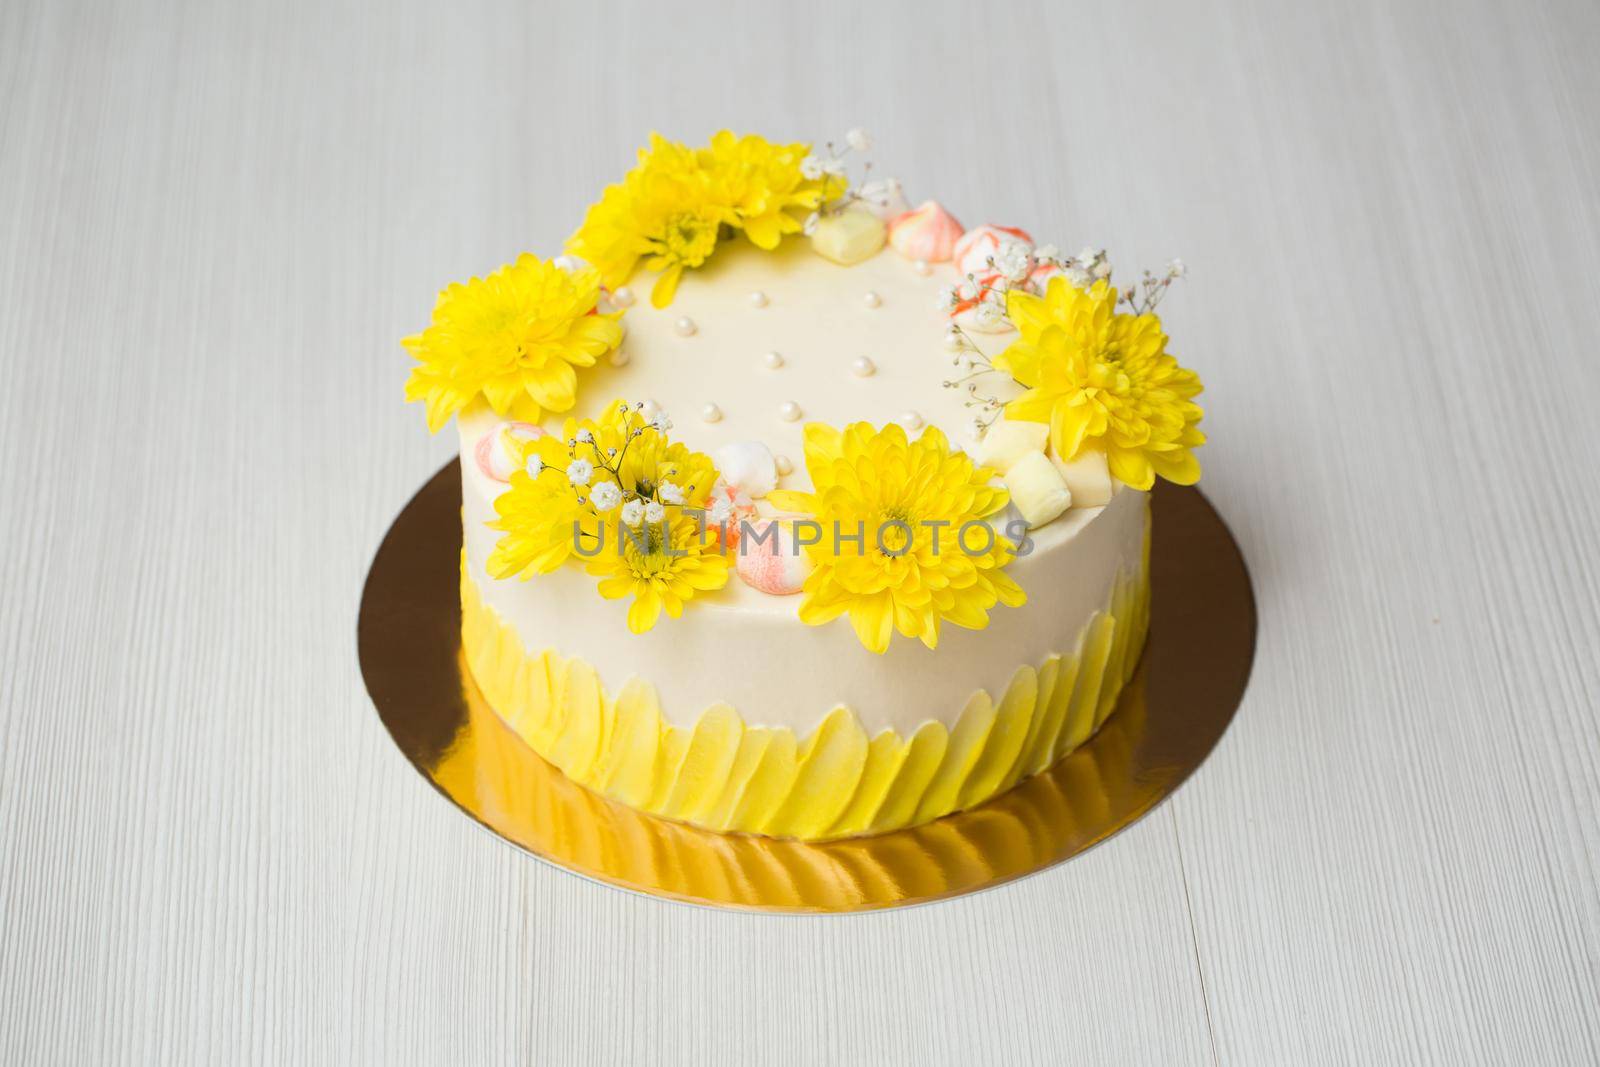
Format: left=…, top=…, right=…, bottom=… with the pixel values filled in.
left=3, top=0, right=1597, bottom=1062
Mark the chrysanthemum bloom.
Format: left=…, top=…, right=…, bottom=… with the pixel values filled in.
left=402, top=254, right=622, bottom=432
left=697, top=131, right=830, bottom=250
left=487, top=401, right=726, bottom=632
left=586, top=515, right=732, bottom=633
left=769, top=422, right=1025, bottom=654
left=567, top=135, right=733, bottom=309
left=996, top=278, right=1204, bottom=490
left=568, top=132, right=829, bottom=308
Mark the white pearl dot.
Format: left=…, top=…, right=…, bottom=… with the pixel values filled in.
left=749, top=290, right=769, bottom=308
left=609, top=348, right=630, bottom=367
left=779, top=401, right=803, bottom=422
left=701, top=403, right=722, bottom=423
left=851, top=356, right=876, bottom=378
left=898, top=410, right=924, bottom=431
left=913, top=260, right=932, bottom=276
left=763, top=351, right=785, bottom=369
left=863, top=291, right=882, bottom=309
left=674, top=316, right=697, bottom=337
left=775, top=454, right=793, bottom=476
left=612, top=286, right=636, bottom=308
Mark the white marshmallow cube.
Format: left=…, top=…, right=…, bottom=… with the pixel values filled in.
left=1004, top=450, right=1073, bottom=529
left=1048, top=447, right=1114, bottom=508
left=976, top=419, right=1049, bottom=474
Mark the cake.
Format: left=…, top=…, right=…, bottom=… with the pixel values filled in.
left=402, top=130, right=1205, bottom=841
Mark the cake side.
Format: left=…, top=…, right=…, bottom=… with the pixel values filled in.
left=459, top=519, right=1149, bottom=839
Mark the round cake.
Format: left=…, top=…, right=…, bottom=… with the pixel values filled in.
left=403, top=130, right=1204, bottom=840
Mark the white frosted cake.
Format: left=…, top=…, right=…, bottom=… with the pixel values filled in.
left=404, top=130, right=1204, bottom=840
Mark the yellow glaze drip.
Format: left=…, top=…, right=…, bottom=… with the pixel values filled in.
left=460, top=539, right=1150, bottom=840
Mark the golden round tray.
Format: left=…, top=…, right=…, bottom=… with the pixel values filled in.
left=358, top=463, right=1255, bottom=912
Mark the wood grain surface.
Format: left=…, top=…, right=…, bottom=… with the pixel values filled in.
left=2, top=0, right=1597, bottom=1063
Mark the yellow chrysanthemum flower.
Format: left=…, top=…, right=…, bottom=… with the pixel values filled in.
left=996, top=278, right=1205, bottom=490
left=769, top=422, right=1025, bottom=654
left=697, top=131, right=830, bottom=250
left=402, top=254, right=622, bottom=432
left=587, top=515, right=732, bottom=634
left=566, top=131, right=829, bottom=308
left=487, top=400, right=727, bottom=632
left=567, top=135, right=733, bottom=309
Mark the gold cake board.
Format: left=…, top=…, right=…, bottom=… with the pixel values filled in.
left=358, top=463, right=1256, bottom=913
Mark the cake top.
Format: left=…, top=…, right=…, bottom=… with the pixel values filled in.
left=403, top=129, right=1205, bottom=652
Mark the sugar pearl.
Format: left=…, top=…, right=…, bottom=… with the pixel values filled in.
left=898, top=410, right=924, bottom=431
left=779, top=401, right=803, bottom=422
left=701, top=403, right=723, bottom=423
left=763, top=351, right=785, bottom=369
left=850, top=356, right=876, bottom=377
left=775, top=454, right=794, bottom=476
left=863, top=291, right=882, bottom=309
left=913, top=260, right=932, bottom=276
left=749, top=290, right=769, bottom=308
left=674, top=316, right=697, bottom=337
left=612, top=286, right=636, bottom=308
left=609, top=348, right=630, bottom=367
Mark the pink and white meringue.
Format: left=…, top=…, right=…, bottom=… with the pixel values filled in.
left=735, top=517, right=815, bottom=595
left=711, top=440, right=778, bottom=499
left=1024, top=259, right=1064, bottom=294
left=952, top=224, right=1034, bottom=277
left=887, top=200, right=964, bottom=263
left=474, top=422, right=544, bottom=482
left=704, top=480, right=758, bottom=549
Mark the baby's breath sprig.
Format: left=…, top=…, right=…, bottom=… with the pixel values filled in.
left=546, top=400, right=701, bottom=535
left=801, top=127, right=878, bottom=233
left=1118, top=259, right=1187, bottom=315
left=939, top=324, right=1008, bottom=435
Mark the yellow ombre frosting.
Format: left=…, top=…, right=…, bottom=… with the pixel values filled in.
left=460, top=533, right=1149, bottom=840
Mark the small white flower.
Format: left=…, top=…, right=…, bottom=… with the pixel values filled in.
left=617, top=401, right=630, bottom=413
left=708, top=498, right=733, bottom=524
left=524, top=456, right=543, bottom=478
left=1168, top=258, right=1187, bottom=278
left=972, top=302, right=1006, bottom=330
left=566, top=458, right=593, bottom=487
left=995, top=241, right=1034, bottom=282
left=800, top=155, right=824, bottom=180
left=658, top=481, right=684, bottom=505
left=957, top=280, right=979, bottom=301
left=575, top=429, right=594, bottom=444
left=1076, top=246, right=1099, bottom=266
left=936, top=284, right=959, bottom=309
left=589, top=481, right=622, bottom=511
left=1064, top=265, right=1093, bottom=288
left=845, top=127, right=872, bottom=152
left=1092, top=257, right=1113, bottom=279
left=1035, top=243, right=1060, bottom=262
left=650, top=414, right=673, bottom=432
left=644, top=501, right=665, bottom=524
left=621, top=499, right=645, bottom=526
left=821, top=158, right=848, bottom=178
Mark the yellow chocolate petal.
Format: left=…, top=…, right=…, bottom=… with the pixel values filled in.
left=767, top=706, right=870, bottom=839
left=913, top=691, right=996, bottom=824
left=660, top=703, right=744, bottom=823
